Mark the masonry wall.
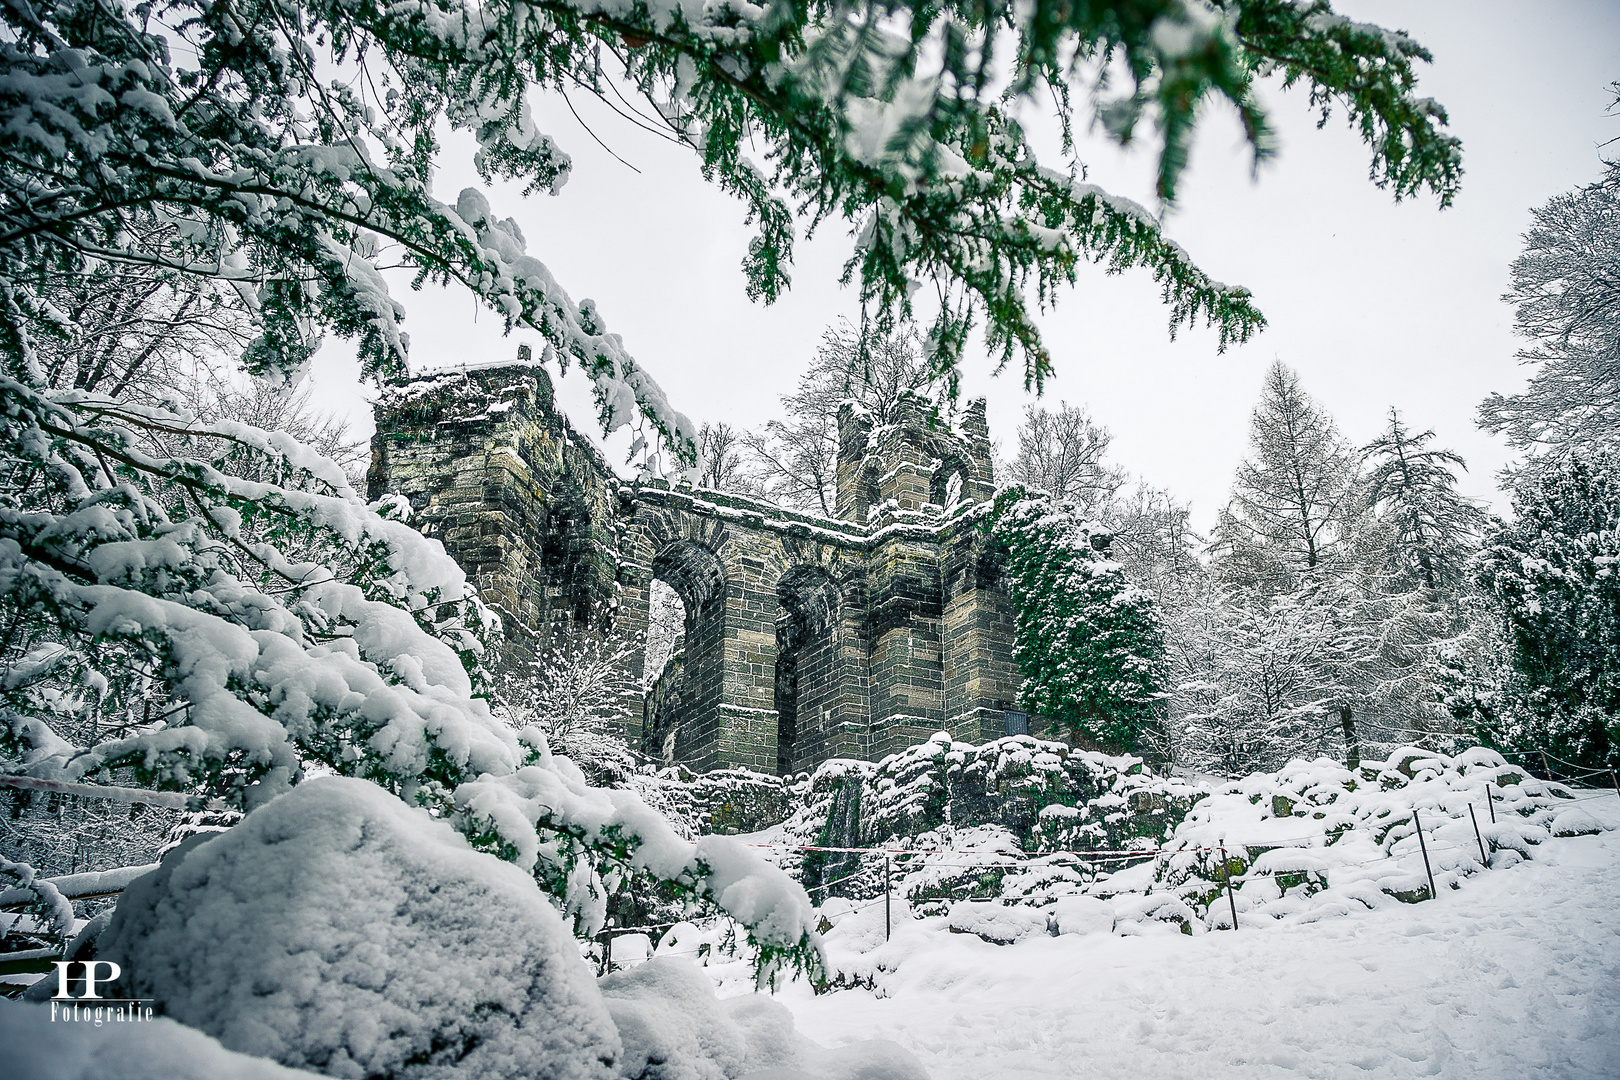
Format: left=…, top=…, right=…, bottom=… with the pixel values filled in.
left=371, top=361, right=1024, bottom=777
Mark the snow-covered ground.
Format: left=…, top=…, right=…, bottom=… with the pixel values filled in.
left=778, top=790, right=1620, bottom=1080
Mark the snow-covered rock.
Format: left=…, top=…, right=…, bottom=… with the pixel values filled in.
left=945, top=900, right=1049, bottom=944
left=1048, top=895, right=1114, bottom=937
left=1550, top=807, right=1606, bottom=836
left=602, top=958, right=749, bottom=1080
left=97, top=776, right=622, bottom=1080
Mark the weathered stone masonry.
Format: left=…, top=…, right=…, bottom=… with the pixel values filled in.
left=368, top=360, right=1023, bottom=775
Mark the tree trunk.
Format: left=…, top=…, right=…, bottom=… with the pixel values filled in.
left=1340, top=704, right=1361, bottom=771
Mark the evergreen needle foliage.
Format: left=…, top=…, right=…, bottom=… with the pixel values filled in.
left=990, top=488, right=1169, bottom=762
left=1478, top=451, right=1620, bottom=772
left=2, top=0, right=1462, bottom=457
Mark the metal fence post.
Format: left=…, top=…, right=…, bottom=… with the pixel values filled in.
left=1468, top=804, right=1488, bottom=867
left=1219, top=843, right=1239, bottom=930
left=884, top=856, right=892, bottom=941
left=1412, top=809, right=1437, bottom=900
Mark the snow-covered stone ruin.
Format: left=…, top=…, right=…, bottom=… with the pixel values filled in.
left=366, top=358, right=1030, bottom=776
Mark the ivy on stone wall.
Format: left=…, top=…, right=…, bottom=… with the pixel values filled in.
left=989, top=488, right=1170, bottom=762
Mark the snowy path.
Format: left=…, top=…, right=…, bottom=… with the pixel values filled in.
left=782, top=792, right=1620, bottom=1080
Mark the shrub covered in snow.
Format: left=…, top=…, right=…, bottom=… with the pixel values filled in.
left=0, top=998, right=317, bottom=1080
left=98, top=777, right=623, bottom=1080
left=78, top=776, right=921, bottom=1080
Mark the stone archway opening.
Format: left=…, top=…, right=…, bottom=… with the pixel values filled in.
left=644, top=540, right=727, bottom=765
left=774, top=565, right=841, bottom=776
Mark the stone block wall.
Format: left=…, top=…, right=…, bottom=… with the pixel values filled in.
left=371, top=360, right=1025, bottom=777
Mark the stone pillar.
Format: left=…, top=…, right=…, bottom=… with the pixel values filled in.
left=957, top=398, right=997, bottom=505
left=366, top=362, right=621, bottom=669
left=713, top=556, right=781, bottom=773
left=834, top=403, right=874, bottom=523
left=866, top=538, right=946, bottom=759
left=941, top=517, right=1023, bottom=742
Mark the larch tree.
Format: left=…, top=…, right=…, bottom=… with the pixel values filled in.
left=1217, top=361, right=1363, bottom=589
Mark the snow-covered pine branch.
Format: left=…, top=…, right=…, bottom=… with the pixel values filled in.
left=3, top=0, right=1461, bottom=450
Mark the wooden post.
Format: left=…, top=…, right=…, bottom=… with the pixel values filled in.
left=1468, top=804, right=1488, bottom=867
left=1219, top=843, right=1239, bottom=931
left=1541, top=750, right=1553, bottom=781
left=1610, top=770, right=1620, bottom=804
left=601, top=931, right=613, bottom=976
left=1485, top=786, right=1496, bottom=824
left=1412, top=810, right=1437, bottom=901
left=884, top=856, right=892, bottom=941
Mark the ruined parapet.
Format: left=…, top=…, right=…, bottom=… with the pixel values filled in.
left=833, top=394, right=996, bottom=527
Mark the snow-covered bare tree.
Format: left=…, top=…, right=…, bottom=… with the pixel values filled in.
left=696, top=422, right=756, bottom=493
left=642, top=581, right=688, bottom=693
left=744, top=322, right=943, bottom=514
left=1479, top=119, right=1620, bottom=458
left=493, top=636, right=640, bottom=785
left=1109, top=484, right=1204, bottom=604
left=1361, top=409, right=1488, bottom=593
left=26, top=224, right=256, bottom=406
left=1006, top=402, right=1128, bottom=513
left=1215, top=362, right=1363, bottom=588
left=196, top=377, right=370, bottom=485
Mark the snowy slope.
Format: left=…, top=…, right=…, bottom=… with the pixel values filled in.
left=780, top=791, right=1620, bottom=1079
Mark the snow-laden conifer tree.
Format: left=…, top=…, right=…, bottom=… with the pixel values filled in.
left=1477, top=450, right=1620, bottom=772
left=991, top=488, right=1169, bottom=763
left=1361, top=409, right=1488, bottom=593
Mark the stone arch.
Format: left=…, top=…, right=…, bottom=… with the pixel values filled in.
left=774, top=564, right=839, bottom=775
left=930, top=454, right=971, bottom=510
left=642, top=535, right=728, bottom=767
left=766, top=541, right=872, bottom=774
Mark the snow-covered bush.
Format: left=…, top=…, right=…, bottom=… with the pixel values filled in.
left=12, top=777, right=924, bottom=1079
left=0, top=997, right=316, bottom=1080
left=99, top=777, right=622, bottom=1080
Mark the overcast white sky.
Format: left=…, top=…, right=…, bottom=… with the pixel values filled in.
left=308, top=0, right=1620, bottom=532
